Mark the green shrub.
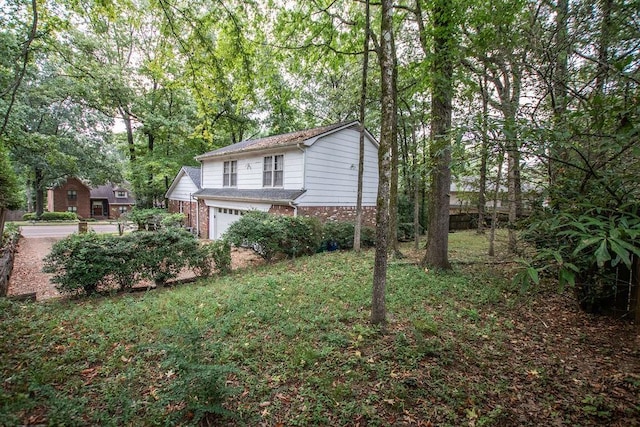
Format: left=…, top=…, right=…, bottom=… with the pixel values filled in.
left=320, top=221, right=376, bottom=251
left=23, top=212, right=78, bottom=221
left=223, top=211, right=322, bottom=260
left=43, top=228, right=211, bottom=296
left=519, top=203, right=640, bottom=313
left=192, top=240, right=232, bottom=276
left=134, top=228, right=200, bottom=286
left=43, top=232, right=114, bottom=295
left=40, top=212, right=78, bottom=221
left=125, top=208, right=184, bottom=231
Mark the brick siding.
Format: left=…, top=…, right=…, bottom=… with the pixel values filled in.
left=297, top=206, right=377, bottom=227
left=47, top=177, right=91, bottom=219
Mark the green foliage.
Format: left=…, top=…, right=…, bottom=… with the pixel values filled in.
left=43, top=232, right=115, bottom=295
left=195, top=240, right=232, bottom=276
left=43, top=228, right=218, bottom=295
left=152, top=317, right=237, bottom=424
left=321, top=220, right=376, bottom=251
left=223, top=211, right=322, bottom=260
left=1, top=222, right=20, bottom=248
left=22, top=212, right=78, bottom=221
left=7, top=234, right=636, bottom=425
left=125, top=208, right=183, bottom=231
left=41, top=211, right=78, bottom=221
left=520, top=204, right=640, bottom=312
left=134, top=228, right=199, bottom=286
left=0, top=145, right=22, bottom=210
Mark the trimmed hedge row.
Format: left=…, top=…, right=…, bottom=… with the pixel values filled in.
left=23, top=212, right=78, bottom=221
left=223, top=211, right=375, bottom=261
left=43, top=228, right=230, bottom=296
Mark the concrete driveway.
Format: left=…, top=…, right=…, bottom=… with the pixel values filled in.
left=18, top=223, right=121, bottom=238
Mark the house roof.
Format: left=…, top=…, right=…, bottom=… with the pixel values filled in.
left=164, top=166, right=201, bottom=200
left=195, top=121, right=375, bottom=160
left=90, top=183, right=136, bottom=205
left=193, top=188, right=307, bottom=204
left=183, top=166, right=202, bottom=189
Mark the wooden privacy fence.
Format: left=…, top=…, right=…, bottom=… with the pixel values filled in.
left=0, top=233, right=20, bottom=297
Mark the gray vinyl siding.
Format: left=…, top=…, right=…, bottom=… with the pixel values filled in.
left=200, top=150, right=304, bottom=190
left=299, top=128, right=379, bottom=206
left=167, top=174, right=199, bottom=202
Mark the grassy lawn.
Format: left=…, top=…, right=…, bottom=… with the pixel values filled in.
left=1, top=231, right=638, bottom=426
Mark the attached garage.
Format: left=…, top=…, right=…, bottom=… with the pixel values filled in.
left=209, top=207, right=244, bottom=240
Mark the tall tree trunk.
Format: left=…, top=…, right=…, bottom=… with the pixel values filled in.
left=371, top=0, right=397, bottom=326
left=423, top=0, right=455, bottom=270
left=120, top=106, right=136, bottom=162
left=548, top=0, right=570, bottom=207
left=34, top=167, right=44, bottom=218
left=389, top=123, right=403, bottom=258
left=489, top=150, right=505, bottom=257
left=477, top=73, right=489, bottom=234
left=412, top=125, right=421, bottom=250
left=354, top=0, right=370, bottom=252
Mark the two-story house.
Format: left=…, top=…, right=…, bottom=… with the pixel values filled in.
left=166, top=121, right=379, bottom=239
left=47, top=178, right=136, bottom=220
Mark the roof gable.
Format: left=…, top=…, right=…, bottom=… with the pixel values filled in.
left=195, top=121, right=376, bottom=160
left=90, top=183, right=135, bottom=205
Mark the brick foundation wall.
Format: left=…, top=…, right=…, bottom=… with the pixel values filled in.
left=297, top=206, right=377, bottom=227
left=197, top=199, right=209, bottom=239
left=269, top=205, right=295, bottom=216
left=168, top=200, right=198, bottom=229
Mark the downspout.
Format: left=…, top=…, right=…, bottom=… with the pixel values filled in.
left=289, top=201, right=298, bottom=217
left=195, top=195, right=200, bottom=238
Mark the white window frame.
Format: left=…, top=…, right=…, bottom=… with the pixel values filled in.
left=223, top=160, right=237, bottom=187
left=67, top=206, right=77, bottom=213
left=116, top=191, right=127, bottom=198
left=263, top=154, right=283, bottom=187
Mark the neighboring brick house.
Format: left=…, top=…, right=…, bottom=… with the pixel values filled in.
left=89, top=183, right=136, bottom=219
left=165, top=166, right=201, bottom=231
left=167, top=121, right=379, bottom=239
left=47, top=178, right=136, bottom=219
left=47, top=177, right=91, bottom=218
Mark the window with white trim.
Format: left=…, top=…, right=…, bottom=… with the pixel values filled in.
left=67, top=206, right=77, bottom=213
left=263, top=155, right=283, bottom=187
left=116, top=191, right=127, bottom=198
left=223, top=160, right=237, bottom=187
left=67, top=190, right=77, bottom=200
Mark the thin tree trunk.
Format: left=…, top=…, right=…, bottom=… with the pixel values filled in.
left=371, top=0, right=396, bottom=326
left=412, top=125, right=420, bottom=251
left=34, top=167, right=44, bottom=218
left=489, top=150, right=505, bottom=257
left=120, top=107, right=136, bottom=162
left=477, top=73, right=489, bottom=234
left=354, top=0, right=370, bottom=252
left=389, top=122, right=403, bottom=258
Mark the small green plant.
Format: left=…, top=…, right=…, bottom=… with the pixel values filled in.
left=519, top=203, right=640, bottom=312
left=153, top=317, right=237, bottom=424
left=319, top=221, right=376, bottom=251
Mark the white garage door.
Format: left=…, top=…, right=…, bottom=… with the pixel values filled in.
left=209, top=207, right=243, bottom=240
